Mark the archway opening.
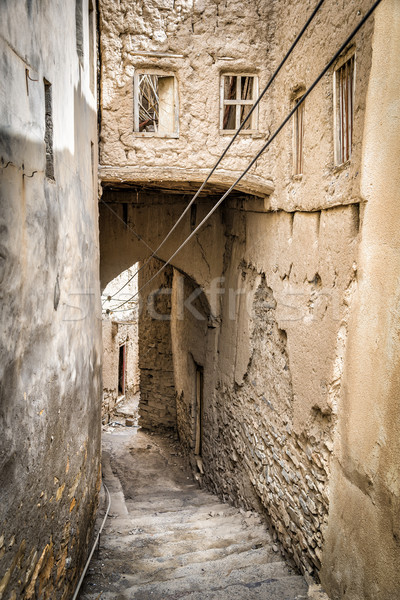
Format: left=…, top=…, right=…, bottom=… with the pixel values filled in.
left=101, top=263, right=140, bottom=427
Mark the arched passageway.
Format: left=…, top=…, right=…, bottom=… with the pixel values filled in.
left=99, top=184, right=222, bottom=469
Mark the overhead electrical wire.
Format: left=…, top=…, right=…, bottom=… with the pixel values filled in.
left=102, top=0, right=327, bottom=307
left=110, top=0, right=383, bottom=313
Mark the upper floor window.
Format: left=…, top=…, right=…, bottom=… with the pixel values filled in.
left=334, top=52, right=355, bottom=165
left=133, top=72, right=179, bottom=138
left=293, top=90, right=305, bottom=175
left=220, top=74, right=258, bottom=133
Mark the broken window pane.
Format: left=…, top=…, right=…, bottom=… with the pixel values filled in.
left=136, top=74, right=177, bottom=135
left=138, top=74, right=159, bottom=132
left=223, top=104, right=236, bottom=130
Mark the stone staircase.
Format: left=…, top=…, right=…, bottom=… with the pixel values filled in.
left=78, top=429, right=318, bottom=600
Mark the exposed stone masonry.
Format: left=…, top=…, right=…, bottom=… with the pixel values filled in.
left=139, top=260, right=176, bottom=430
left=206, top=275, right=332, bottom=576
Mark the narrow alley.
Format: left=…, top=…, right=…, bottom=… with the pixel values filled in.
left=79, top=428, right=313, bottom=600
left=2, top=1, right=400, bottom=599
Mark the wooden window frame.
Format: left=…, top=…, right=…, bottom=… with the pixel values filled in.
left=333, top=49, right=356, bottom=166
left=292, top=89, right=305, bottom=176
left=133, top=70, right=179, bottom=138
left=219, top=73, right=259, bottom=135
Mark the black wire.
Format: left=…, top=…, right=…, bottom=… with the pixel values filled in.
left=111, top=0, right=382, bottom=312
left=104, top=0, right=327, bottom=303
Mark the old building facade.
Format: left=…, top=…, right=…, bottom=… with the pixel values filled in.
left=98, top=1, right=400, bottom=599
left=0, top=0, right=399, bottom=599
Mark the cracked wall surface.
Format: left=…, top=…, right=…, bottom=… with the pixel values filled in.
left=201, top=204, right=358, bottom=578
left=0, top=1, right=101, bottom=598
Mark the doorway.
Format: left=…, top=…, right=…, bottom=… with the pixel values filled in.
left=118, top=343, right=126, bottom=397
left=194, top=364, right=204, bottom=457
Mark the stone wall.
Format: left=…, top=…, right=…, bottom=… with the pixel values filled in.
left=138, top=259, right=176, bottom=430
left=0, top=1, right=101, bottom=598
left=200, top=204, right=358, bottom=578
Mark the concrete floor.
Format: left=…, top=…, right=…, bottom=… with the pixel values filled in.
left=78, top=428, right=326, bottom=599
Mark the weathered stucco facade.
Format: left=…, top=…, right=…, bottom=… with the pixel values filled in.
left=0, top=1, right=101, bottom=598
left=98, top=1, right=400, bottom=599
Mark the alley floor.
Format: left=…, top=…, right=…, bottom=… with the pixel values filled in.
left=78, top=428, right=322, bottom=600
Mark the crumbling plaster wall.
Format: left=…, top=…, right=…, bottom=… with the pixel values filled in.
left=269, top=1, right=374, bottom=213
left=99, top=0, right=274, bottom=175
left=201, top=203, right=359, bottom=577
left=99, top=0, right=373, bottom=214
left=170, top=269, right=217, bottom=456
left=0, top=1, right=101, bottom=598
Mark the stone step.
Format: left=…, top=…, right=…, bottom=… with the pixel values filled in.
left=79, top=430, right=310, bottom=600
left=100, top=527, right=271, bottom=559
left=126, top=489, right=221, bottom=507
left=160, top=576, right=309, bottom=600
left=124, top=514, right=267, bottom=536
left=93, top=550, right=288, bottom=588
left=98, top=538, right=278, bottom=572
left=80, top=574, right=308, bottom=600
left=125, top=501, right=243, bottom=519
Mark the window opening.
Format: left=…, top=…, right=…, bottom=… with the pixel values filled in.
left=76, top=0, right=84, bottom=63
left=293, top=93, right=305, bottom=175
left=134, top=73, right=178, bottom=136
left=335, top=54, right=355, bottom=165
left=44, top=80, right=54, bottom=181
left=89, top=0, right=95, bottom=93
left=220, top=74, right=258, bottom=132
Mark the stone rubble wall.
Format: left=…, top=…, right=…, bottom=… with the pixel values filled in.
left=138, top=259, right=176, bottom=430
left=201, top=204, right=358, bottom=577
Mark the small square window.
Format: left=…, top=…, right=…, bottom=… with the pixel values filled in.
left=334, top=53, right=355, bottom=165
left=220, top=74, right=258, bottom=133
left=133, top=72, right=179, bottom=137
